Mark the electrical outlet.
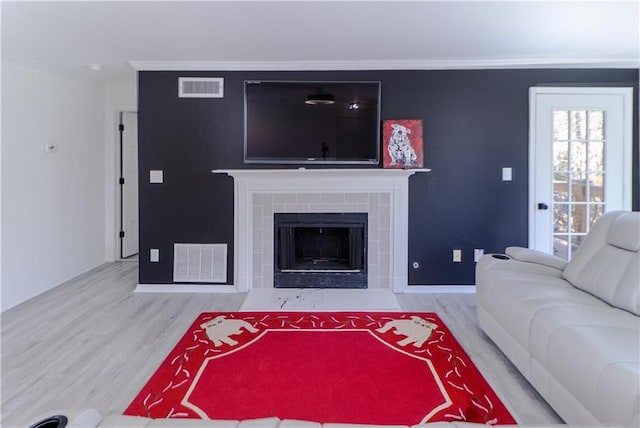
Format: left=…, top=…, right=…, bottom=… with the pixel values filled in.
left=474, top=248, right=484, bottom=262
left=150, top=249, right=159, bottom=262
left=453, top=249, right=462, bottom=262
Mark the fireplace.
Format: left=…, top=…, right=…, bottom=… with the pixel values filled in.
left=212, top=168, right=429, bottom=292
left=274, top=213, right=367, bottom=288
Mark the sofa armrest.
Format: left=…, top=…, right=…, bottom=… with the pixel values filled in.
left=505, top=247, right=567, bottom=271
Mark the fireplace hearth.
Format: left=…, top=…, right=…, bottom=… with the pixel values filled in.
left=274, top=213, right=367, bottom=288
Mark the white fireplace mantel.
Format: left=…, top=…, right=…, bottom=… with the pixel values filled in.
left=212, top=168, right=430, bottom=293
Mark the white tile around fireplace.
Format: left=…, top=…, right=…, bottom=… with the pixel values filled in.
left=213, top=168, right=430, bottom=293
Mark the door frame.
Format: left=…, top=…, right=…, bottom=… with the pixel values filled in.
left=112, top=106, right=138, bottom=261
left=528, top=86, right=633, bottom=251
left=119, top=110, right=139, bottom=259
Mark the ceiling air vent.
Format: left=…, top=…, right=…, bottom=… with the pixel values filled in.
left=173, top=243, right=227, bottom=283
left=178, top=77, right=224, bottom=98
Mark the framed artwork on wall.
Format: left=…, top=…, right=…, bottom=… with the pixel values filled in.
left=382, top=119, right=424, bottom=169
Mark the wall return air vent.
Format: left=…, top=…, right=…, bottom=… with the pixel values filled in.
left=178, top=77, right=224, bottom=98
left=173, top=243, right=227, bottom=283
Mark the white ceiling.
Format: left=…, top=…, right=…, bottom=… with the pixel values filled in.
left=2, top=1, right=639, bottom=82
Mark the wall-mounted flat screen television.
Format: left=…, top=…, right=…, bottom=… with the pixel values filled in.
left=244, top=80, right=381, bottom=165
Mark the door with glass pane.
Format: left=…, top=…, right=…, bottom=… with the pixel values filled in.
left=529, top=88, right=632, bottom=259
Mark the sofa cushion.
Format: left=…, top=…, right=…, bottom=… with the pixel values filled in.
left=148, top=419, right=239, bottom=427
left=98, top=414, right=153, bottom=428
left=563, top=211, right=625, bottom=278
left=239, top=417, right=283, bottom=428
left=476, top=270, right=608, bottom=354
left=568, top=246, right=638, bottom=315
left=279, top=420, right=321, bottom=428
left=608, top=212, right=640, bottom=251
left=540, top=322, right=639, bottom=427
left=527, top=305, right=638, bottom=365
left=563, top=211, right=640, bottom=316
left=324, top=424, right=408, bottom=428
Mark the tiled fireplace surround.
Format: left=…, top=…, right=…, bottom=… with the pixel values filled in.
left=255, top=192, right=386, bottom=288
left=217, top=169, right=427, bottom=293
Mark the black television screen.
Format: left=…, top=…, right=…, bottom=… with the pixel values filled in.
left=244, top=80, right=381, bottom=165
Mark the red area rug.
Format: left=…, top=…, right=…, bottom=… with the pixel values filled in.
left=125, top=312, right=516, bottom=425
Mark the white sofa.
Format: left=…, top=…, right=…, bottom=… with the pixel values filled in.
left=28, top=409, right=558, bottom=428
left=476, top=210, right=640, bottom=427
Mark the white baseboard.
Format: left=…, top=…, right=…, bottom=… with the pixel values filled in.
left=402, top=285, right=476, bottom=293
left=1, top=261, right=107, bottom=312
left=135, top=283, right=239, bottom=293
left=134, top=284, right=475, bottom=294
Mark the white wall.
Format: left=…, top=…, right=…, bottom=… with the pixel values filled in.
left=1, top=58, right=107, bottom=311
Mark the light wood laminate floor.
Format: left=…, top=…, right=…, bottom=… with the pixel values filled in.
left=1, top=262, right=562, bottom=427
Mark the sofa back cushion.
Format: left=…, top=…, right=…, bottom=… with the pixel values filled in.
left=607, top=211, right=640, bottom=251
left=563, top=211, right=640, bottom=316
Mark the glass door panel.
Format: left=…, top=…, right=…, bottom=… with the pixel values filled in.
left=551, top=108, right=606, bottom=259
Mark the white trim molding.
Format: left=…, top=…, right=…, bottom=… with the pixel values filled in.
left=214, top=168, right=430, bottom=293
left=135, top=284, right=238, bottom=293
left=130, top=58, right=639, bottom=72
left=403, top=285, right=476, bottom=294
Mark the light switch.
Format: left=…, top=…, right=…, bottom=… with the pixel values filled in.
left=150, top=249, right=159, bottom=262
left=150, top=170, right=163, bottom=183
left=502, top=167, right=512, bottom=181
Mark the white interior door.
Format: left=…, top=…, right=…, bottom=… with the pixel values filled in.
left=529, top=87, right=632, bottom=259
left=121, top=111, right=139, bottom=258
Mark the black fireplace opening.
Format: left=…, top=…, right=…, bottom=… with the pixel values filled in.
left=274, top=213, right=367, bottom=288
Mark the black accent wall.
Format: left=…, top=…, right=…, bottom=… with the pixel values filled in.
left=138, top=69, right=639, bottom=285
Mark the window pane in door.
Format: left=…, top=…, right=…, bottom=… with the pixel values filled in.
left=554, top=203, right=569, bottom=233
left=554, top=141, right=569, bottom=171
left=571, top=204, right=588, bottom=233
left=589, top=173, right=604, bottom=202
left=570, top=141, right=587, bottom=172
left=554, top=235, right=569, bottom=259
left=589, top=204, right=605, bottom=227
left=554, top=110, right=569, bottom=140
left=572, top=176, right=587, bottom=202
left=588, top=111, right=604, bottom=140
left=571, top=110, right=587, bottom=140
left=588, top=141, right=604, bottom=172
left=554, top=174, right=569, bottom=201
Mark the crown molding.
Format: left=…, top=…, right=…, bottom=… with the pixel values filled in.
left=130, top=58, right=639, bottom=72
